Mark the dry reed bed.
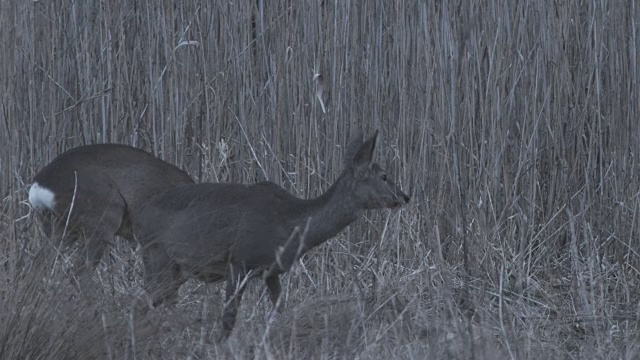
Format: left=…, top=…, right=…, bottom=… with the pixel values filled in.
left=1, top=0, right=639, bottom=358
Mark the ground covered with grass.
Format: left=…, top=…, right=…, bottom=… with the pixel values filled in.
left=2, top=1, right=639, bottom=358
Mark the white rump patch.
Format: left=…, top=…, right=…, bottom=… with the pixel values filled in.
left=29, top=182, right=56, bottom=210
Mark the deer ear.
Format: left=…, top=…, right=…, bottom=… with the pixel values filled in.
left=353, top=130, right=378, bottom=169
left=343, top=130, right=365, bottom=167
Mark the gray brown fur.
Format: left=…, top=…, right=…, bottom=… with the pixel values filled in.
left=29, top=144, right=194, bottom=275
left=134, top=131, right=410, bottom=340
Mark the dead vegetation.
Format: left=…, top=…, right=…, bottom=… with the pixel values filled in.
left=1, top=0, right=639, bottom=359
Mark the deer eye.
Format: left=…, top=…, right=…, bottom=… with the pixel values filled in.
left=381, top=174, right=387, bottom=181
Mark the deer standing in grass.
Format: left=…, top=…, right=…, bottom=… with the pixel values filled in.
left=28, top=144, right=194, bottom=282
left=134, top=131, right=410, bottom=340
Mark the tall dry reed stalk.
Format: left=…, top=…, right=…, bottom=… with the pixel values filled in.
left=1, top=1, right=638, bottom=358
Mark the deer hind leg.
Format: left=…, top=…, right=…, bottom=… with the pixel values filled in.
left=59, top=189, right=126, bottom=295
left=73, top=192, right=126, bottom=271
left=34, top=210, right=77, bottom=255
left=29, top=211, right=79, bottom=277
left=32, top=203, right=82, bottom=253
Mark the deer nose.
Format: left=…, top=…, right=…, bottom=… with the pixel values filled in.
left=402, top=193, right=410, bottom=203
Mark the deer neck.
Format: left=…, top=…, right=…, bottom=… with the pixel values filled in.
left=297, top=173, right=360, bottom=252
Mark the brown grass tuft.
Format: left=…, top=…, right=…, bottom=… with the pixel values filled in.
left=2, top=0, right=640, bottom=358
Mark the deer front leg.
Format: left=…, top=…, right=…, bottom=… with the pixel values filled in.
left=219, top=270, right=248, bottom=341
left=265, top=274, right=283, bottom=313
left=142, top=243, right=182, bottom=308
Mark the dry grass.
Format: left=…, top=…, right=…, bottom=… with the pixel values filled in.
left=2, top=0, right=640, bottom=358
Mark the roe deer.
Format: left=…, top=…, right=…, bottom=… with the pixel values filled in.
left=134, top=130, right=410, bottom=340
left=28, top=144, right=194, bottom=279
